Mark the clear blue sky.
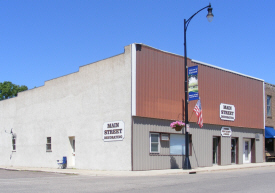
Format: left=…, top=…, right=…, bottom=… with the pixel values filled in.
left=1, top=0, right=274, bottom=89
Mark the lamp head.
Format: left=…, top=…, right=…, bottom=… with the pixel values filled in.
left=206, top=4, right=214, bottom=22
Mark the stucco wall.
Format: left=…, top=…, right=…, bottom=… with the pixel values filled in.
left=0, top=45, right=132, bottom=170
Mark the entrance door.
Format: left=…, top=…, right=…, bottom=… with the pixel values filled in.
left=69, top=137, right=75, bottom=167
left=243, top=139, right=251, bottom=164
left=213, top=137, right=219, bottom=165
left=231, top=138, right=237, bottom=164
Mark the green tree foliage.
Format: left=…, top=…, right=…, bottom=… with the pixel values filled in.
left=0, top=81, right=28, bottom=101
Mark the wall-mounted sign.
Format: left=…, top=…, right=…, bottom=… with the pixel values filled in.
left=103, top=121, right=124, bottom=142
left=255, top=133, right=260, bottom=140
left=186, top=124, right=190, bottom=132
left=220, top=103, right=235, bottom=121
left=161, top=134, right=169, bottom=141
left=221, top=127, right=232, bottom=137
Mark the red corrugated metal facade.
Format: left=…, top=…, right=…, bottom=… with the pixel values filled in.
left=136, top=44, right=264, bottom=129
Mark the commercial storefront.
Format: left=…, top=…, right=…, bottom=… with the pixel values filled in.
left=0, top=44, right=264, bottom=171
left=264, top=83, right=275, bottom=161
left=131, top=44, right=264, bottom=170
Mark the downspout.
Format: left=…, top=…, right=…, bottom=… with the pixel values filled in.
left=131, top=43, right=137, bottom=171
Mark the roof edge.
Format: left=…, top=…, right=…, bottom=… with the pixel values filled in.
left=134, top=43, right=184, bottom=58
left=133, top=43, right=264, bottom=82
left=192, top=59, right=264, bottom=82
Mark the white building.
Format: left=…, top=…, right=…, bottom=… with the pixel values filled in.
left=0, top=44, right=133, bottom=170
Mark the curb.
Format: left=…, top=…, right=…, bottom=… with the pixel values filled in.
left=1, top=163, right=275, bottom=177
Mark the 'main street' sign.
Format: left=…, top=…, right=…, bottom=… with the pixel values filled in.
left=220, top=103, right=235, bottom=121
left=103, top=121, right=125, bottom=142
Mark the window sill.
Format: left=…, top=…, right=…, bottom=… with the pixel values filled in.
left=149, top=154, right=191, bottom=156
left=46, top=150, right=52, bottom=152
left=149, top=152, right=160, bottom=155
left=12, top=150, right=16, bottom=152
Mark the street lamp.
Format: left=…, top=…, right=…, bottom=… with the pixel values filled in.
left=183, top=3, right=214, bottom=170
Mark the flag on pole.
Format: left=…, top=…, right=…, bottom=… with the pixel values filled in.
left=193, top=98, right=203, bottom=128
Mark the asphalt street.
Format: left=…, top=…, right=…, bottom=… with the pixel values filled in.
left=1, top=167, right=275, bottom=193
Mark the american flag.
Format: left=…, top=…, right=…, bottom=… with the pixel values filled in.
left=193, top=98, right=203, bottom=128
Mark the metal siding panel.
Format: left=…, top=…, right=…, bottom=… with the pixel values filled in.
left=133, top=117, right=186, bottom=170
left=136, top=46, right=185, bottom=121
left=135, top=45, right=263, bottom=129
left=221, top=137, right=231, bottom=165
left=256, top=129, right=264, bottom=162
left=132, top=119, right=263, bottom=170
left=189, top=62, right=264, bottom=129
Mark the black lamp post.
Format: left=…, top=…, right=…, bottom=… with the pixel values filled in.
left=183, top=3, right=214, bottom=170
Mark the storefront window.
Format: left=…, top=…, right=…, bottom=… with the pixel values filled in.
left=265, top=138, right=274, bottom=151
left=170, top=134, right=185, bottom=155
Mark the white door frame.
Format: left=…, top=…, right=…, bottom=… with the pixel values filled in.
left=243, top=139, right=251, bottom=164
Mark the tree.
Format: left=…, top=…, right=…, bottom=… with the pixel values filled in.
left=0, top=81, right=28, bottom=101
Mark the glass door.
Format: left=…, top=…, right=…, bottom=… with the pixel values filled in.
left=213, top=137, right=218, bottom=165
left=231, top=138, right=236, bottom=164
left=243, top=139, right=251, bottom=164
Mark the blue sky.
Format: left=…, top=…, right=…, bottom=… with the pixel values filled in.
left=1, top=0, right=274, bottom=89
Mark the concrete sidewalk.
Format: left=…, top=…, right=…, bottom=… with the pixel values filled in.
left=1, top=162, right=275, bottom=177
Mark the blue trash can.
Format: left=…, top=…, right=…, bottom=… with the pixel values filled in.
left=62, top=156, right=67, bottom=169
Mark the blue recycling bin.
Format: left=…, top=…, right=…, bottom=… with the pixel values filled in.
left=62, top=156, right=67, bottom=169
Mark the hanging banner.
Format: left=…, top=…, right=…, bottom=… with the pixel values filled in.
left=188, top=65, right=199, bottom=101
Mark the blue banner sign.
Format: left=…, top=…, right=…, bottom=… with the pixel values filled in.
left=188, top=65, right=199, bottom=101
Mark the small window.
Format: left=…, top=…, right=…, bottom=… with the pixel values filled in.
left=150, top=133, right=160, bottom=153
left=12, top=135, right=16, bottom=151
left=267, top=95, right=272, bottom=117
left=46, top=137, right=52, bottom=152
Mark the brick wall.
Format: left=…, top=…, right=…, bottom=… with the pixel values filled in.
left=265, top=83, right=275, bottom=127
